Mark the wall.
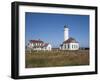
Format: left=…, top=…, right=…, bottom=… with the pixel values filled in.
left=0, top=0, right=99, bottom=81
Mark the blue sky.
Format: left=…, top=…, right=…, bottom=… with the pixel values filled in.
left=25, top=12, right=89, bottom=48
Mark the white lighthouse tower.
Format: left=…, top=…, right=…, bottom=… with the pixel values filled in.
left=64, top=25, right=69, bottom=41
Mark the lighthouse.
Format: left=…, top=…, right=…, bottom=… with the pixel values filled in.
left=64, top=25, right=69, bottom=41
left=60, top=25, right=79, bottom=50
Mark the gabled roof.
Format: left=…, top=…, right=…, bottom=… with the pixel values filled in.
left=29, top=40, right=44, bottom=43
left=63, top=37, right=78, bottom=43
left=43, top=43, right=49, bottom=47
left=29, top=40, right=50, bottom=48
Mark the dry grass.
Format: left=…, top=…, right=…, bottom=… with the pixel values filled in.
left=25, top=50, right=89, bottom=68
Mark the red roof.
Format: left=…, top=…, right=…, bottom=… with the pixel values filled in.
left=29, top=40, right=44, bottom=43
left=63, top=37, right=78, bottom=43
left=43, top=43, right=49, bottom=47
left=29, top=40, right=49, bottom=48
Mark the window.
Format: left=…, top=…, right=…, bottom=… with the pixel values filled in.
left=68, top=44, right=69, bottom=48
left=76, top=45, right=77, bottom=48
left=65, top=45, right=66, bottom=49
left=40, top=43, right=41, bottom=46
left=72, top=45, right=76, bottom=48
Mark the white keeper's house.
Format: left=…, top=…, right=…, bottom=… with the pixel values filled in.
left=60, top=25, right=79, bottom=50
left=27, top=39, right=52, bottom=51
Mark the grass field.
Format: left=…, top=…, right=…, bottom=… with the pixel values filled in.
left=25, top=50, right=89, bottom=68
